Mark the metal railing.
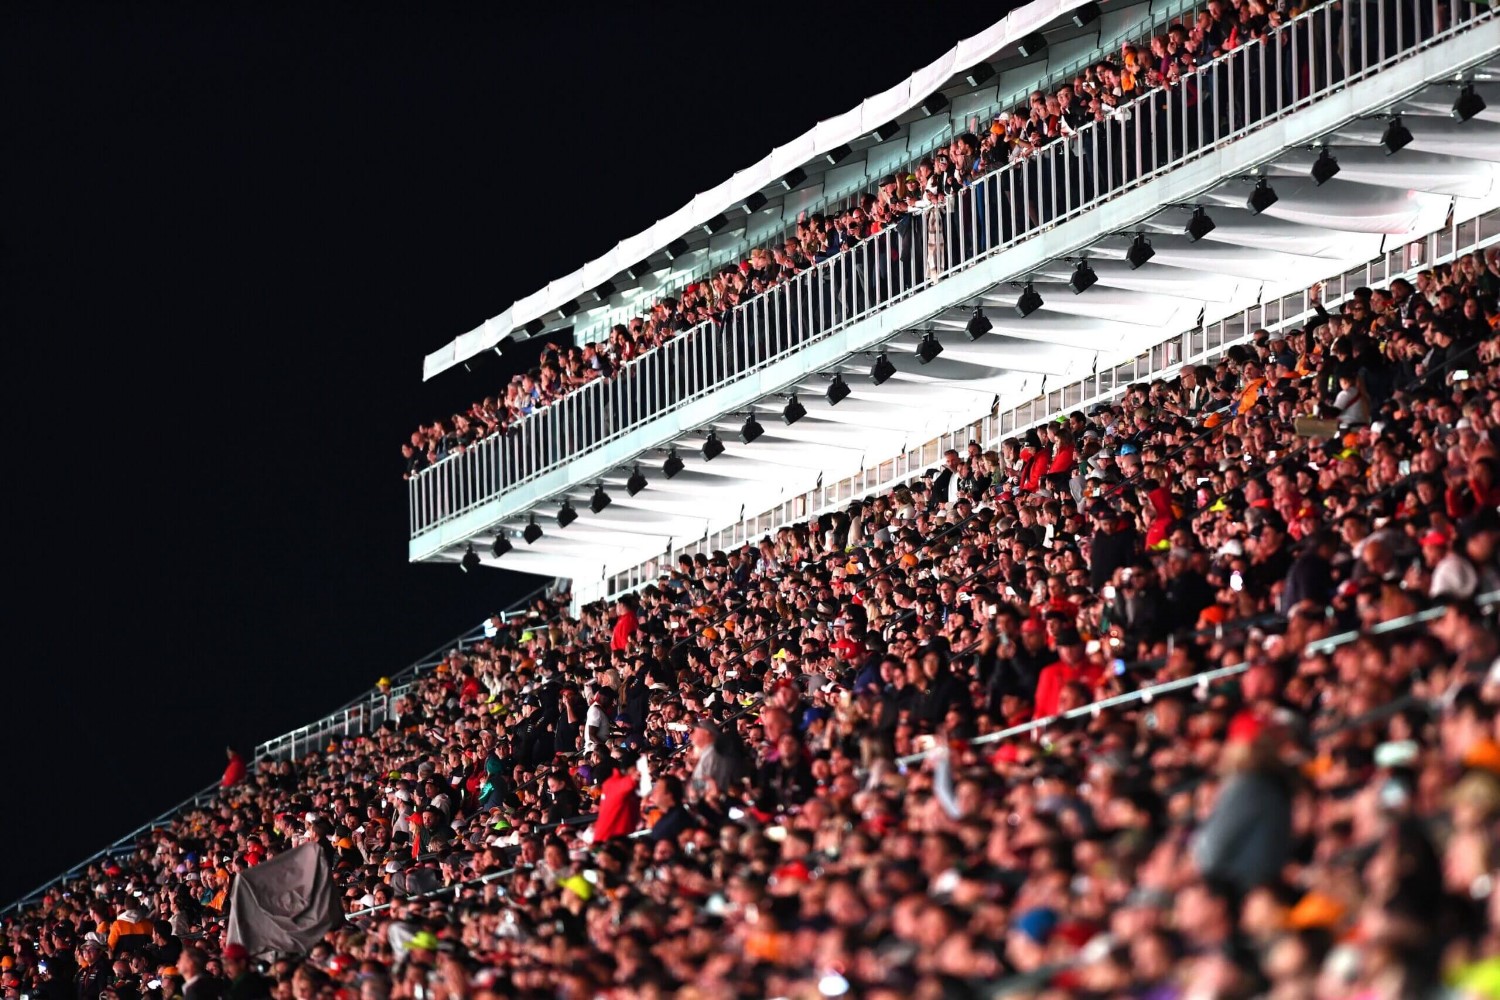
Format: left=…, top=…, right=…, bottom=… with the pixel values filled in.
left=410, top=0, right=1495, bottom=541
left=893, top=596, right=1500, bottom=768
left=589, top=207, right=1497, bottom=602
left=252, top=583, right=557, bottom=762
left=1, top=585, right=560, bottom=917
left=0, top=780, right=221, bottom=918
left=571, top=0, right=1206, bottom=345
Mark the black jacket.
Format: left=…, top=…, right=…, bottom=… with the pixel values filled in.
left=1089, top=522, right=1140, bottom=591
left=226, top=974, right=272, bottom=1000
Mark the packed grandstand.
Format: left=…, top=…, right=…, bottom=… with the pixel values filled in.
left=11, top=1, right=1500, bottom=999
left=11, top=260, right=1500, bottom=997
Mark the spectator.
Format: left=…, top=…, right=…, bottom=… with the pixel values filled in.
left=219, top=748, right=245, bottom=788
left=176, top=949, right=220, bottom=1000
left=1190, top=711, right=1294, bottom=893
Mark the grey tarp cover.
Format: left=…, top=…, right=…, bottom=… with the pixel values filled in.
left=226, top=843, right=343, bottom=956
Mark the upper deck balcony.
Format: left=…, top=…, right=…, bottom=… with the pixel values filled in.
left=422, top=0, right=1198, bottom=372
left=409, top=0, right=1500, bottom=584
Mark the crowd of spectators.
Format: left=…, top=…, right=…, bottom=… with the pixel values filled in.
left=12, top=250, right=1500, bottom=998
left=403, top=0, right=1400, bottom=480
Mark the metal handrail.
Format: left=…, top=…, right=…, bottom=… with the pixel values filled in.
left=2, top=586, right=560, bottom=917
left=408, top=0, right=1496, bottom=540
left=898, top=591, right=1500, bottom=767
left=589, top=206, right=1498, bottom=603
left=0, top=781, right=221, bottom=917
left=571, top=0, right=1206, bottom=345
left=252, top=583, right=555, bottom=761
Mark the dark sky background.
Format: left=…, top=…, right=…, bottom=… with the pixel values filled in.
left=1, top=1, right=1017, bottom=903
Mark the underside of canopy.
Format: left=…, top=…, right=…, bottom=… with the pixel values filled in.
left=422, top=73, right=1500, bottom=582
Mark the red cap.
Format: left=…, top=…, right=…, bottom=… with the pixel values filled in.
left=1020, top=618, right=1044, bottom=635
left=1227, top=709, right=1265, bottom=745
left=1420, top=530, right=1450, bottom=547
left=221, top=944, right=250, bottom=962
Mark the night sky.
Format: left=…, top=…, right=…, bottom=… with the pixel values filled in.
left=1, top=1, right=1019, bottom=903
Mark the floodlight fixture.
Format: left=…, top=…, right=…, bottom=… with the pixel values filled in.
left=916, top=331, right=944, bottom=364
left=460, top=543, right=481, bottom=573
left=1015, top=282, right=1044, bottom=317
left=1185, top=207, right=1216, bottom=241
left=783, top=394, right=808, bottom=425
left=1127, top=233, right=1155, bottom=269
left=1069, top=259, right=1098, bottom=294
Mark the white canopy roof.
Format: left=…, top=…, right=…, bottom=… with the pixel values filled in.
left=422, top=0, right=1095, bottom=380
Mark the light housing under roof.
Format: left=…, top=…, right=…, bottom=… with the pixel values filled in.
left=1127, top=233, right=1154, bottom=269
left=916, top=331, right=943, bottom=364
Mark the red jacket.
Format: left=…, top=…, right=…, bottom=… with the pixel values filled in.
left=1447, top=478, right=1500, bottom=520
left=1032, top=660, right=1102, bottom=720
left=221, top=751, right=247, bottom=788
left=592, top=770, right=642, bottom=842
left=1021, top=447, right=1052, bottom=492
left=611, top=610, right=639, bottom=651
left=1144, top=486, right=1178, bottom=550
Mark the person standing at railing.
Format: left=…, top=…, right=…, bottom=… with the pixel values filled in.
left=220, top=749, right=245, bottom=789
